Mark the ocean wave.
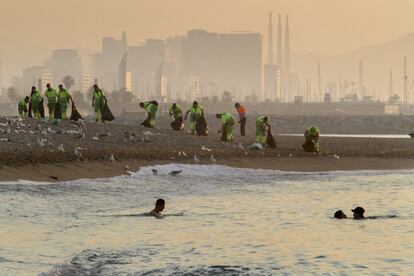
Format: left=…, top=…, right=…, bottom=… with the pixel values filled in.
left=40, top=247, right=281, bottom=275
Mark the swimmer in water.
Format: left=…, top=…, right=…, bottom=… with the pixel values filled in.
left=333, top=206, right=396, bottom=220
left=351, top=206, right=365, bottom=220
left=145, top=199, right=165, bottom=218
left=334, top=210, right=347, bottom=219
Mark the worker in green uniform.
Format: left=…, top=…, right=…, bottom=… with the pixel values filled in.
left=57, top=84, right=72, bottom=120
left=44, top=83, right=58, bottom=120
left=18, top=96, right=30, bottom=118
left=303, top=126, right=320, bottom=153
left=216, top=112, right=235, bottom=142
left=255, top=116, right=269, bottom=144
left=91, top=84, right=107, bottom=123
left=30, top=86, right=42, bottom=119
left=169, top=103, right=183, bottom=130
left=139, top=100, right=159, bottom=128
left=184, top=101, right=204, bottom=134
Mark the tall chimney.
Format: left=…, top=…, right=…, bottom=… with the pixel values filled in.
left=284, top=14, right=291, bottom=101
left=277, top=14, right=283, bottom=68
left=267, top=12, right=274, bottom=65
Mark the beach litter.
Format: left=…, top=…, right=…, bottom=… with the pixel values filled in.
left=210, top=154, right=217, bottom=164
left=201, top=145, right=212, bottom=152
left=332, top=154, right=340, bottom=159
left=248, top=143, right=263, bottom=150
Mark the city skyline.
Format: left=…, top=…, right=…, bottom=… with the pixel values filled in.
left=2, top=0, right=414, bottom=86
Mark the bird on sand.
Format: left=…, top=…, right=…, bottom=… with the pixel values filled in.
left=170, top=170, right=183, bottom=176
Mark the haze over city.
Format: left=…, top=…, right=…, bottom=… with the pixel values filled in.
left=1, top=0, right=414, bottom=105
left=1, top=2, right=414, bottom=275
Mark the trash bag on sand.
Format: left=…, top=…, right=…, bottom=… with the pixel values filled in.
left=196, top=115, right=208, bottom=136
left=220, top=125, right=227, bottom=141
left=70, top=104, right=83, bottom=121
left=101, top=102, right=115, bottom=122
left=54, top=102, right=62, bottom=120
left=266, top=127, right=277, bottom=148
left=28, top=102, right=32, bottom=118
left=141, top=117, right=152, bottom=128
left=171, top=116, right=184, bottom=131
left=303, top=140, right=317, bottom=152
left=39, top=99, right=45, bottom=119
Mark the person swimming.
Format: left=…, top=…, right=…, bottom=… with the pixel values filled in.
left=334, top=207, right=396, bottom=220
left=334, top=210, right=347, bottom=219
left=145, top=199, right=165, bottom=218
left=351, top=206, right=365, bottom=219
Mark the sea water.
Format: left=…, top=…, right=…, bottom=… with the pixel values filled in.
left=0, top=165, right=413, bottom=275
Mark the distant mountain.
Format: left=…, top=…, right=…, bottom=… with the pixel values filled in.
left=292, top=33, right=414, bottom=98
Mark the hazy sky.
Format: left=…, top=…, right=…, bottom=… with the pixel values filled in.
left=1, top=0, right=414, bottom=84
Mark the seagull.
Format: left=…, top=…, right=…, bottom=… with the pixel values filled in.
left=57, top=144, right=64, bottom=152
left=36, top=137, right=45, bottom=147
left=152, top=169, right=158, bottom=175
left=108, top=154, right=115, bottom=163
left=74, top=147, right=82, bottom=160
left=194, top=154, right=200, bottom=164
left=170, top=170, right=183, bottom=176
left=210, top=154, right=217, bottom=164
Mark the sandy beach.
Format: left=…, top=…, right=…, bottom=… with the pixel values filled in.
left=1, top=114, right=414, bottom=181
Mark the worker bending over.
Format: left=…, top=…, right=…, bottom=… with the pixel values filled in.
left=303, top=126, right=320, bottom=153
left=18, top=96, right=30, bottom=118
left=140, top=100, right=159, bottom=128
left=216, top=112, right=235, bottom=142
left=169, top=103, right=184, bottom=130
left=255, top=116, right=269, bottom=145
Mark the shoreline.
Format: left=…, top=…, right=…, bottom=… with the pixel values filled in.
left=1, top=156, right=414, bottom=182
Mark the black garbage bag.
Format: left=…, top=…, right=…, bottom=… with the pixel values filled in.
left=101, top=102, right=115, bottom=122
left=303, top=139, right=316, bottom=152
left=266, top=126, right=277, bottom=148
left=140, top=116, right=152, bottom=128
left=70, top=104, right=83, bottom=121
left=171, top=116, right=184, bottom=131
left=195, top=115, right=208, bottom=136
left=220, top=124, right=227, bottom=141
left=28, top=102, right=33, bottom=118
left=54, top=102, right=62, bottom=120
left=39, top=99, right=45, bottom=119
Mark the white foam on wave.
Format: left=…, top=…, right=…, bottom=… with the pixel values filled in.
left=133, top=163, right=414, bottom=178
left=1, top=163, right=414, bottom=186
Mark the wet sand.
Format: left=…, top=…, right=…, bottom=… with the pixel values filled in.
left=0, top=157, right=413, bottom=182
left=1, top=115, right=414, bottom=181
